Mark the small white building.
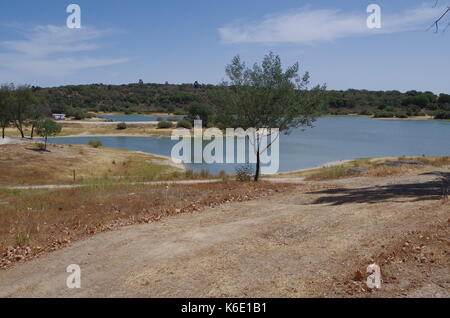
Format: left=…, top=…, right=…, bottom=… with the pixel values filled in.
left=52, top=114, right=66, bottom=120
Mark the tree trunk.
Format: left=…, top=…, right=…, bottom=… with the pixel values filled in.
left=15, top=121, right=24, bottom=138
left=44, top=135, right=47, bottom=150
left=30, top=124, right=34, bottom=139
left=254, top=149, right=261, bottom=182
left=1, top=126, right=4, bottom=139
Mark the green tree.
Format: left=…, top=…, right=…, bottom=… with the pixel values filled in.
left=213, top=53, right=326, bottom=181
left=12, top=86, right=36, bottom=138
left=29, top=101, right=51, bottom=139
left=188, top=102, right=215, bottom=127
left=0, top=84, right=14, bottom=138
left=438, top=94, right=450, bottom=106
left=35, top=118, right=61, bottom=150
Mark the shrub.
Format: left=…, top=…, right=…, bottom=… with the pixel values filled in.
left=88, top=140, right=103, bottom=148
left=359, top=110, right=372, bottom=116
left=116, top=122, right=127, bottom=130
left=156, top=117, right=164, bottom=122
left=167, top=117, right=179, bottom=122
left=435, top=111, right=450, bottom=120
left=177, top=119, right=192, bottom=129
left=36, top=143, right=46, bottom=151
left=199, top=169, right=210, bottom=178
left=306, top=165, right=349, bottom=181
left=184, top=169, right=195, bottom=179
left=235, top=164, right=253, bottom=182
left=71, top=109, right=87, bottom=120
left=374, top=111, right=394, bottom=118
left=157, top=121, right=173, bottom=129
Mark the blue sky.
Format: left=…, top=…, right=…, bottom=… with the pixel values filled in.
left=0, top=0, right=449, bottom=93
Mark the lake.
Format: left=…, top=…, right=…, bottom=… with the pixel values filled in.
left=49, top=117, right=450, bottom=174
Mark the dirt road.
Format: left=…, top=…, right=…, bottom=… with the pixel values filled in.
left=0, top=171, right=448, bottom=297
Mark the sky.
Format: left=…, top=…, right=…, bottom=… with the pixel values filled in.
left=0, top=0, right=449, bottom=93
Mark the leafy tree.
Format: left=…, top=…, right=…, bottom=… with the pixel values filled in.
left=177, top=119, right=192, bottom=129
left=12, top=86, right=36, bottom=138
left=188, top=102, right=215, bottom=127
left=29, top=101, right=51, bottom=139
left=157, top=121, right=173, bottom=129
left=438, top=94, right=450, bottom=106
left=0, top=84, right=14, bottom=138
left=213, top=52, right=326, bottom=181
left=35, top=118, right=61, bottom=150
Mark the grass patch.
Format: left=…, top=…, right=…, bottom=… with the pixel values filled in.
left=306, top=165, right=350, bottom=181
left=293, top=156, right=450, bottom=181
left=0, top=143, right=183, bottom=186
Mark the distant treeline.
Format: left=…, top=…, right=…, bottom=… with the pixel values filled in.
left=3, top=82, right=450, bottom=122
left=28, top=82, right=450, bottom=120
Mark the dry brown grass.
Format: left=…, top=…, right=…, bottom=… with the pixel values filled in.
left=3, top=123, right=174, bottom=138
left=0, top=143, right=181, bottom=186
left=0, top=181, right=294, bottom=269
left=304, top=156, right=450, bottom=181
left=57, top=123, right=174, bottom=137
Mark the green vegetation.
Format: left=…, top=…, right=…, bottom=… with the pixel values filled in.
left=116, top=122, right=127, bottom=130
left=279, top=156, right=450, bottom=181
left=157, top=121, right=173, bottom=129
left=1, top=55, right=450, bottom=141
left=214, top=52, right=325, bottom=181
left=34, top=118, right=62, bottom=150
left=327, top=90, right=449, bottom=118
left=176, top=119, right=192, bottom=129
left=88, top=140, right=103, bottom=148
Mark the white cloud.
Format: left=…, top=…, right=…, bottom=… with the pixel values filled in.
left=219, top=4, right=444, bottom=44
left=0, top=25, right=129, bottom=80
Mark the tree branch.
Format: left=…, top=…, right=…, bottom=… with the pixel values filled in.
left=429, top=1, right=450, bottom=33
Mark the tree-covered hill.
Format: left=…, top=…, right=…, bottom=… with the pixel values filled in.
left=21, top=82, right=450, bottom=120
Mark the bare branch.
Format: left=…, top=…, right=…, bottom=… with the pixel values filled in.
left=429, top=1, right=450, bottom=33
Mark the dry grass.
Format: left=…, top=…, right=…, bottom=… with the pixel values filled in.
left=302, top=156, right=450, bottom=181
left=0, top=143, right=183, bottom=186
left=0, top=181, right=294, bottom=269
left=57, top=123, right=174, bottom=137
left=3, top=123, right=174, bottom=138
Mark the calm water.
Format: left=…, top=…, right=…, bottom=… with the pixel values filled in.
left=97, top=114, right=177, bottom=122
left=49, top=117, right=450, bottom=174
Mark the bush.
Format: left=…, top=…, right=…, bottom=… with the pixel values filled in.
left=435, top=111, right=450, bottom=120
left=167, top=117, right=179, bottom=122
left=235, top=164, right=253, bottom=182
left=177, top=119, right=192, bottom=129
left=156, top=117, right=164, bottom=122
left=306, top=165, right=349, bottom=181
left=116, top=122, right=127, bottom=130
left=36, top=143, right=46, bottom=151
left=157, top=121, right=173, bottom=129
left=374, top=111, right=394, bottom=118
left=88, top=140, right=103, bottom=148
left=359, top=110, right=372, bottom=116
left=71, top=109, right=87, bottom=120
